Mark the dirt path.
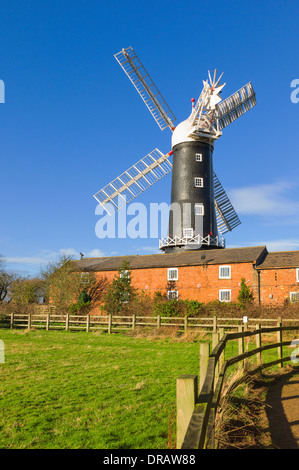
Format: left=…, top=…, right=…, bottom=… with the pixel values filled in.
left=259, top=367, right=299, bottom=449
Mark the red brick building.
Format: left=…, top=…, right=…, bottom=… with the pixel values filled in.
left=76, top=246, right=299, bottom=307
left=256, top=250, right=299, bottom=305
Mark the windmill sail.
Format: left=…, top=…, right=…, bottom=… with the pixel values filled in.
left=214, top=82, right=256, bottom=131
left=114, top=47, right=176, bottom=131
left=93, top=149, right=173, bottom=215
left=213, top=172, right=241, bottom=234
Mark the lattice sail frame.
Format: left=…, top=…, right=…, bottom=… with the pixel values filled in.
left=214, top=82, right=256, bottom=131
left=93, top=147, right=240, bottom=236
left=93, top=52, right=256, bottom=240
left=188, top=71, right=256, bottom=141
left=114, top=47, right=176, bottom=131
left=213, top=172, right=241, bottom=235
left=93, top=149, right=172, bottom=215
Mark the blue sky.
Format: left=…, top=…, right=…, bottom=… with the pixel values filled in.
left=1, top=0, right=298, bottom=276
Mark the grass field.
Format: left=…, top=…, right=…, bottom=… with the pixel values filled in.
left=0, top=327, right=294, bottom=450
left=0, top=329, right=201, bottom=449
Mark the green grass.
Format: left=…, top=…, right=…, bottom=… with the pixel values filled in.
left=0, top=328, right=293, bottom=449
left=0, top=329, right=200, bottom=449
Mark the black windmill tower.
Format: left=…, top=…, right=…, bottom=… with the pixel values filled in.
left=94, top=47, right=256, bottom=253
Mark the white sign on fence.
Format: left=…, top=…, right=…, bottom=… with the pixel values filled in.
left=0, top=340, right=4, bottom=363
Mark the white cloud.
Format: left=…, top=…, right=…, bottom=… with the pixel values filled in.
left=3, top=255, right=51, bottom=265
left=3, top=247, right=106, bottom=267
left=59, top=248, right=80, bottom=258
left=228, top=238, right=299, bottom=252
left=86, top=249, right=105, bottom=258
left=253, top=238, right=299, bottom=252
left=229, top=181, right=299, bottom=218
left=136, top=245, right=160, bottom=254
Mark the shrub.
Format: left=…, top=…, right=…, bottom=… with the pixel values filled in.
left=103, top=260, right=136, bottom=315
left=238, top=278, right=254, bottom=308
left=68, top=290, right=92, bottom=315
left=183, top=300, right=204, bottom=317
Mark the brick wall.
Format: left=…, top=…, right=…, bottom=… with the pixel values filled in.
left=94, top=261, right=258, bottom=305
left=259, top=267, right=299, bottom=305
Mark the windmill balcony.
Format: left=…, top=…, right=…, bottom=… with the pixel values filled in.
left=159, top=234, right=225, bottom=250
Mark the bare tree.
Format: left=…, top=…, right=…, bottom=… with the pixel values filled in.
left=0, top=255, right=17, bottom=302
left=40, top=254, right=108, bottom=314
left=10, top=277, right=44, bottom=305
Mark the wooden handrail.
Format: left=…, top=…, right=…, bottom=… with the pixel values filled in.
left=178, top=324, right=299, bottom=449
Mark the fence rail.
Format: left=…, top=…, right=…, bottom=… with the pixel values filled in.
left=1, top=311, right=299, bottom=333
left=176, top=320, right=299, bottom=449
left=1, top=310, right=298, bottom=449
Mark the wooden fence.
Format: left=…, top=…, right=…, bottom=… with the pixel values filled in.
left=1, top=310, right=299, bottom=333
left=176, top=320, right=299, bottom=449
left=1, top=310, right=298, bottom=449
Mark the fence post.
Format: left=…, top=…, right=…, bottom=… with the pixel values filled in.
left=176, top=375, right=198, bottom=449
left=28, top=313, right=31, bottom=330
left=157, top=314, right=161, bottom=329
left=219, top=327, right=225, bottom=372
left=277, top=317, right=283, bottom=368
left=212, top=331, right=219, bottom=351
left=108, top=314, right=112, bottom=334
left=46, top=313, right=50, bottom=331
left=184, top=316, right=188, bottom=332
left=238, top=325, right=244, bottom=370
left=66, top=314, right=69, bottom=331
left=86, top=314, right=90, bottom=333
left=212, top=331, right=220, bottom=387
left=256, top=323, right=262, bottom=365
left=200, top=342, right=210, bottom=392
left=10, top=312, right=14, bottom=329
left=213, top=315, right=217, bottom=332
left=132, top=314, right=136, bottom=330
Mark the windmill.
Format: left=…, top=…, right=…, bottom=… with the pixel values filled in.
left=93, top=47, right=256, bottom=253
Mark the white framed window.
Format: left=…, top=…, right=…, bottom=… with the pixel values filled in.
left=219, top=289, right=231, bottom=302
left=80, top=273, right=90, bottom=285
left=121, top=292, right=130, bottom=304
left=195, top=203, right=204, bottom=216
left=219, top=265, right=231, bottom=279
left=296, top=268, right=299, bottom=282
left=167, top=268, right=178, bottom=281
left=167, top=290, right=178, bottom=300
left=290, top=292, right=299, bottom=303
left=194, top=177, right=203, bottom=188
left=183, top=228, right=194, bottom=238
left=195, top=153, right=202, bottom=162
left=120, top=270, right=130, bottom=278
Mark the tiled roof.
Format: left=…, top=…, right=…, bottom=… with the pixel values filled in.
left=75, top=246, right=267, bottom=272
left=257, top=250, right=299, bottom=269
